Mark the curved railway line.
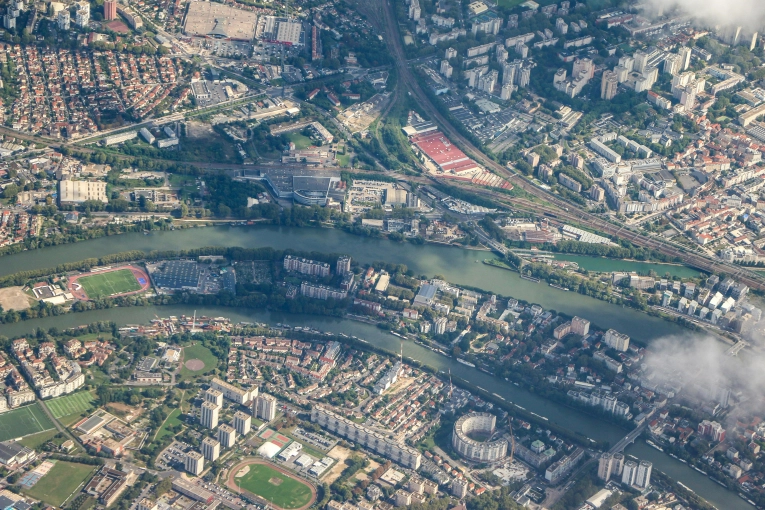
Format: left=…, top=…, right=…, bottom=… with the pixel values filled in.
left=380, top=0, right=765, bottom=290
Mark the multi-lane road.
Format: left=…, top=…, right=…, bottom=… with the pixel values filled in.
left=379, top=0, right=765, bottom=290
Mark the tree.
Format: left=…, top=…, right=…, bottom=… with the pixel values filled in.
left=2, top=184, right=18, bottom=199
left=216, top=204, right=232, bottom=218
left=154, top=478, right=172, bottom=497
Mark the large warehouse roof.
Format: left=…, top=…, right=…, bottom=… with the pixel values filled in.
left=410, top=131, right=477, bottom=172
left=183, top=3, right=259, bottom=40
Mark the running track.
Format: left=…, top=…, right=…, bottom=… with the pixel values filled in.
left=68, top=265, right=151, bottom=301
left=225, top=458, right=317, bottom=510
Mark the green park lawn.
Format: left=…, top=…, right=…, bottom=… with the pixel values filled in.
left=336, top=153, right=351, bottom=167
left=287, top=132, right=314, bottom=150
left=179, top=344, right=218, bottom=379
left=156, top=408, right=184, bottom=440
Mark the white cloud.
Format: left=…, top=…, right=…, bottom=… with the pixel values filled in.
left=643, top=334, right=765, bottom=414
left=642, top=0, right=765, bottom=33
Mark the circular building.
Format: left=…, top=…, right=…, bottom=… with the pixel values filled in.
left=452, top=412, right=508, bottom=462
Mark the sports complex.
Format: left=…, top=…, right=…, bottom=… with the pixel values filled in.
left=226, top=459, right=315, bottom=510
left=68, top=265, right=150, bottom=300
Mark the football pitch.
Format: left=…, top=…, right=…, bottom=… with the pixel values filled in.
left=0, top=404, right=56, bottom=442
left=47, top=392, right=95, bottom=419
left=22, top=460, right=96, bottom=507
left=236, top=463, right=314, bottom=509
left=78, top=269, right=141, bottom=299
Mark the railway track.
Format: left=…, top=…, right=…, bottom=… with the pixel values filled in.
left=380, top=0, right=765, bottom=290
left=468, top=186, right=760, bottom=282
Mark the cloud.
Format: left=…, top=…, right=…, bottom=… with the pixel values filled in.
left=641, top=0, right=765, bottom=33
left=642, top=334, right=765, bottom=414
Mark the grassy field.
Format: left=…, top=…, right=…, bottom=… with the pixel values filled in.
left=78, top=269, right=141, bottom=299
left=19, top=429, right=59, bottom=449
left=336, top=153, right=351, bottom=167
left=22, top=461, right=96, bottom=507
left=169, top=174, right=200, bottom=197
left=287, top=132, right=314, bottom=150
left=179, top=344, right=218, bottom=379
left=0, top=404, right=55, bottom=442
left=156, top=408, right=184, bottom=440
left=47, top=391, right=95, bottom=420
left=236, top=463, right=314, bottom=509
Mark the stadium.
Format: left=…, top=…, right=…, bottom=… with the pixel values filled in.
left=452, top=412, right=508, bottom=462
left=68, top=266, right=150, bottom=301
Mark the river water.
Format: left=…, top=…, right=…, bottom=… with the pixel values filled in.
left=0, top=226, right=746, bottom=509
left=552, top=254, right=701, bottom=279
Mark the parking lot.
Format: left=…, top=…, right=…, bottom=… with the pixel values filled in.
left=192, top=80, right=234, bottom=108
left=198, top=479, right=244, bottom=507
left=190, top=38, right=252, bottom=58
left=157, top=440, right=191, bottom=471
left=293, top=427, right=336, bottom=451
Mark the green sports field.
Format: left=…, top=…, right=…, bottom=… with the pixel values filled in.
left=236, top=463, right=314, bottom=509
left=22, top=460, right=96, bottom=507
left=0, top=404, right=56, bottom=442
left=78, top=269, right=141, bottom=299
left=47, top=391, right=95, bottom=420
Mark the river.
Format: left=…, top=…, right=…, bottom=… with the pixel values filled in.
left=552, top=254, right=701, bottom=279
left=0, top=225, right=689, bottom=343
left=0, top=226, right=747, bottom=508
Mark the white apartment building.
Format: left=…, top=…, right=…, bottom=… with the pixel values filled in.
left=233, top=411, right=251, bottom=436
left=201, top=437, right=220, bottom=462
left=218, top=424, right=237, bottom=448
left=254, top=393, right=277, bottom=421
left=185, top=451, right=204, bottom=476
left=200, top=401, right=220, bottom=429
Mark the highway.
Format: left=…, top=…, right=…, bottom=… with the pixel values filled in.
left=379, top=0, right=765, bottom=291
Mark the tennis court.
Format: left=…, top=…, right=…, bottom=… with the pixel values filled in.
left=0, top=404, right=55, bottom=442
left=19, top=460, right=55, bottom=488
left=18, top=471, right=44, bottom=488
left=259, top=428, right=275, bottom=440
left=47, top=391, right=95, bottom=419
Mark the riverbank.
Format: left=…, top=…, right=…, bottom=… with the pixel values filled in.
left=482, top=258, right=708, bottom=344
